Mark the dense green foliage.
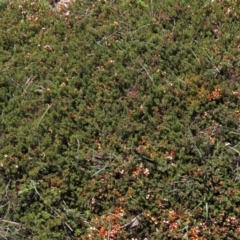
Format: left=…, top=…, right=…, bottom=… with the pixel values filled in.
left=0, top=0, right=240, bottom=239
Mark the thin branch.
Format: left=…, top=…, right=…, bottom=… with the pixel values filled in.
left=132, top=24, right=151, bottom=34
left=76, top=138, right=80, bottom=153
left=30, top=180, right=73, bottom=232
left=188, top=128, right=202, bottom=158
left=91, top=165, right=108, bottom=177
left=37, top=104, right=52, bottom=128
left=228, top=146, right=240, bottom=155
left=64, top=222, right=73, bottom=232
left=0, top=220, right=22, bottom=226
left=140, top=63, right=154, bottom=85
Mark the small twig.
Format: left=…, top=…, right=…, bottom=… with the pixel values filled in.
left=205, top=202, right=209, bottom=221
left=149, top=0, right=153, bottom=18
left=0, top=219, right=22, bottom=226
left=95, top=29, right=121, bottom=45
left=22, top=76, right=36, bottom=95
left=76, top=138, right=80, bottom=153
left=132, top=24, right=151, bottom=34
left=120, top=214, right=142, bottom=229
left=91, top=165, right=108, bottom=177
left=64, top=222, right=73, bottom=232
left=140, top=63, right=154, bottom=85
left=191, top=50, right=201, bottom=66
left=188, top=128, right=202, bottom=158
left=0, top=232, right=8, bottom=240
left=30, top=180, right=74, bottom=232
left=37, top=104, right=52, bottom=128
left=228, top=146, right=240, bottom=155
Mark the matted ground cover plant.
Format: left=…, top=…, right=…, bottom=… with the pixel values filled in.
left=0, top=0, right=240, bottom=239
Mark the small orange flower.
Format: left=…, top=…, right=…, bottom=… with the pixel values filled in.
left=208, top=88, right=222, bottom=101
left=98, top=227, right=106, bottom=236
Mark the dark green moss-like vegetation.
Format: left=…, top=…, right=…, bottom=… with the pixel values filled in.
left=0, top=0, right=240, bottom=239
